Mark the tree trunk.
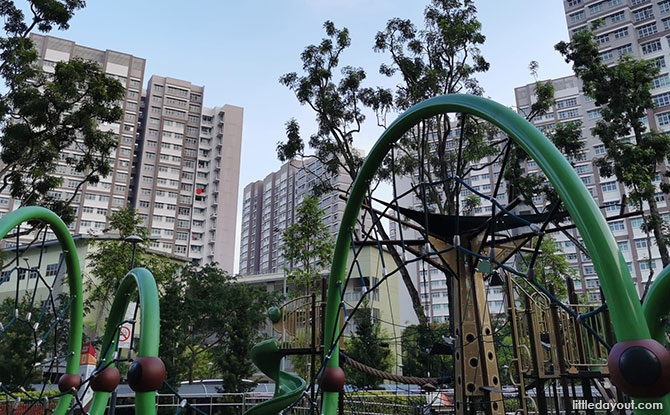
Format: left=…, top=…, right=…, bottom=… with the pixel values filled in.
left=367, top=206, right=429, bottom=327
left=647, top=196, right=670, bottom=267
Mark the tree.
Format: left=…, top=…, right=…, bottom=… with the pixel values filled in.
left=84, top=208, right=180, bottom=333
left=0, top=295, right=69, bottom=388
left=522, top=237, right=576, bottom=301
left=159, top=264, right=279, bottom=390
left=556, top=26, right=670, bottom=296
left=281, top=195, right=334, bottom=296
left=0, top=1, right=125, bottom=224
left=344, top=302, right=393, bottom=389
left=400, top=322, right=452, bottom=378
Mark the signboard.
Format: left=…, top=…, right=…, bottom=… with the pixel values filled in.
left=78, top=342, right=97, bottom=408
left=118, top=302, right=137, bottom=349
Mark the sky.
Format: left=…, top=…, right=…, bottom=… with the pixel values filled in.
left=51, top=0, right=574, bottom=273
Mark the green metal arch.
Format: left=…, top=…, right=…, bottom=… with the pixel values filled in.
left=0, top=207, right=161, bottom=415
left=88, top=268, right=161, bottom=415
left=0, top=207, right=83, bottom=415
left=321, top=94, right=660, bottom=414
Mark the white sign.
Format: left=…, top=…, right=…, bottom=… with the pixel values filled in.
left=118, top=302, right=137, bottom=349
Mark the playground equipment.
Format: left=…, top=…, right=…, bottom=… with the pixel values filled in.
left=244, top=94, right=670, bottom=415
left=0, top=206, right=176, bottom=415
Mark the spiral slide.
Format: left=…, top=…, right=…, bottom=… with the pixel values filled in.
left=244, top=339, right=307, bottom=415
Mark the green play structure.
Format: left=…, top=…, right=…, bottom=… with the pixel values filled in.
left=244, top=94, right=670, bottom=415
left=6, top=94, right=670, bottom=415
left=0, top=206, right=163, bottom=415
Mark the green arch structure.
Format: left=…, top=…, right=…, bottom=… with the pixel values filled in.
left=0, top=206, right=161, bottom=415
left=320, top=94, right=670, bottom=414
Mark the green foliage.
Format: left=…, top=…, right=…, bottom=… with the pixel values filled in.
left=400, top=322, right=452, bottom=378
left=556, top=26, right=670, bottom=278
left=0, top=295, right=68, bottom=388
left=278, top=21, right=366, bottom=185
left=344, top=303, right=393, bottom=389
left=505, top=63, right=585, bottom=204
left=160, top=264, right=280, bottom=390
left=281, top=195, right=334, bottom=296
left=522, top=237, right=575, bottom=300
left=0, top=1, right=125, bottom=224
left=84, top=208, right=179, bottom=321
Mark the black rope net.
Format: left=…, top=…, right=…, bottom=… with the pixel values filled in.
left=288, top=112, right=626, bottom=414
left=0, top=222, right=207, bottom=415
left=0, top=223, right=84, bottom=415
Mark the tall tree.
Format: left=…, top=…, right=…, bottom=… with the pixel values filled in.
left=84, top=208, right=179, bottom=330
left=0, top=1, right=125, bottom=224
left=281, top=195, right=334, bottom=296
left=0, top=295, right=69, bottom=388
left=159, top=264, right=279, bottom=389
left=556, top=27, right=670, bottom=294
left=400, top=322, right=452, bottom=378
left=344, top=302, right=393, bottom=389
left=522, top=237, right=575, bottom=300
left=277, top=20, right=431, bottom=326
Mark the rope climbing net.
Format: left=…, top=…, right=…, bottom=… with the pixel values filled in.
left=289, top=96, right=638, bottom=415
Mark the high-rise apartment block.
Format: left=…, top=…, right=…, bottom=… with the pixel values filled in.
left=0, top=34, right=146, bottom=233
left=239, top=159, right=350, bottom=275
left=0, top=35, right=243, bottom=272
left=511, top=0, right=670, bottom=297
left=134, top=76, right=243, bottom=271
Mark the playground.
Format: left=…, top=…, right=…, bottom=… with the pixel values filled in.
left=3, top=94, right=670, bottom=415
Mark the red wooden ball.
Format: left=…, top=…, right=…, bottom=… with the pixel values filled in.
left=128, top=357, right=166, bottom=392
left=57, top=374, right=81, bottom=394
left=320, top=366, right=345, bottom=392
left=90, top=366, right=121, bottom=392
left=608, top=339, right=670, bottom=398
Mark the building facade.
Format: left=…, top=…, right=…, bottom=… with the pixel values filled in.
left=508, top=0, right=670, bottom=298
left=134, top=75, right=243, bottom=271
left=239, top=158, right=350, bottom=275
left=0, top=36, right=243, bottom=272
left=0, top=34, right=147, bottom=236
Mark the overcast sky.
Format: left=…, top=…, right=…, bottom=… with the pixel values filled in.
left=53, top=1, right=574, bottom=273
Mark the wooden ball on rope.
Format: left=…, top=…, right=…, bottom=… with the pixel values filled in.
left=90, top=367, right=121, bottom=392
left=57, top=374, right=81, bottom=394
left=320, top=366, right=346, bottom=392
left=128, top=357, right=166, bottom=392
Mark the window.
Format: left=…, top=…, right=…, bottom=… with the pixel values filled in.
left=653, top=73, right=670, bottom=89
left=608, top=220, right=625, bottom=232
left=601, top=181, right=617, bottom=192
left=46, top=263, right=59, bottom=277
left=570, top=10, right=585, bottom=22
left=607, top=0, right=621, bottom=5
left=609, top=10, right=625, bottom=23
left=149, top=118, right=160, bottom=125
left=567, top=0, right=581, bottom=6
left=633, top=6, right=654, bottom=22
left=657, top=111, right=670, bottom=125
left=559, top=109, right=580, bottom=119
left=637, top=23, right=658, bottom=39
left=642, top=39, right=662, bottom=55
left=556, top=97, right=578, bottom=109
left=616, top=43, right=633, bottom=56
left=612, top=27, right=629, bottom=39
left=588, top=109, right=602, bottom=119
left=653, top=91, right=670, bottom=107
left=600, top=50, right=614, bottom=61
left=594, top=144, right=606, bottom=155
left=589, top=2, right=604, bottom=14
left=167, top=86, right=188, bottom=97
left=618, top=241, right=629, bottom=251
left=661, top=0, right=670, bottom=14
